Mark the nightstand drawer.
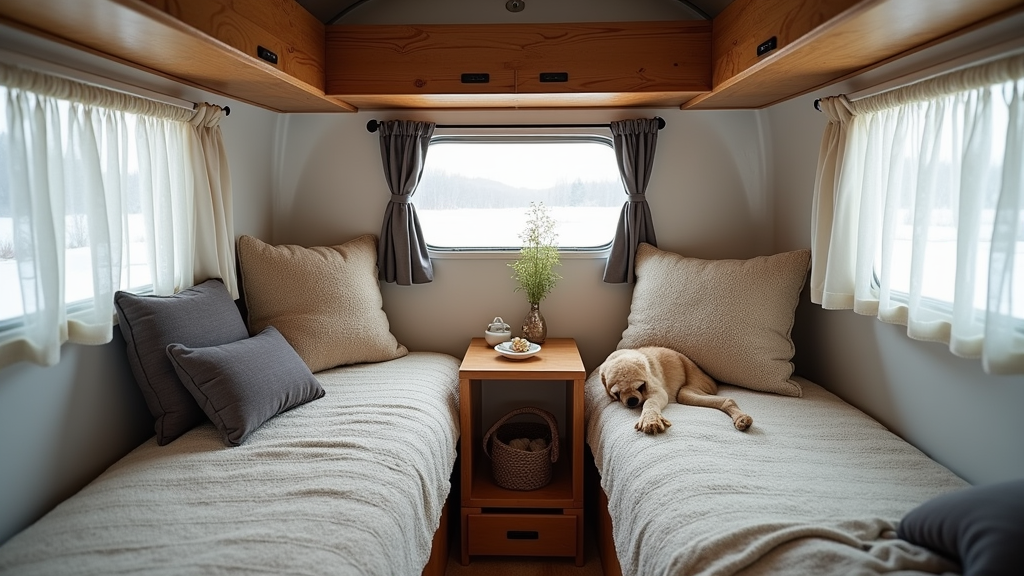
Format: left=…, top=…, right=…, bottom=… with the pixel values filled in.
left=467, top=513, right=577, bottom=556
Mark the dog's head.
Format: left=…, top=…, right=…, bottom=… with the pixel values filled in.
left=599, top=349, right=652, bottom=409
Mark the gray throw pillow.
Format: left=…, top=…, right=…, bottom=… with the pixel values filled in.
left=114, top=279, right=249, bottom=445
left=898, top=479, right=1024, bottom=576
left=166, top=326, right=325, bottom=447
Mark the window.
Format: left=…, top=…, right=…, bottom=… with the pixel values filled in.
left=0, top=101, right=158, bottom=327
left=870, top=94, right=1014, bottom=319
left=0, top=62, right=233, bottom=370
left=811, top=53, right=1024, bottom=373
left=414, top=136, right=623, bottom=250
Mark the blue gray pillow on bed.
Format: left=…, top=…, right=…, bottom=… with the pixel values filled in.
left=115, top=279, right=250, bottom=445
left=898, top=479, right=1024, bottom=576
left=166, top=326, right=325, bottom=447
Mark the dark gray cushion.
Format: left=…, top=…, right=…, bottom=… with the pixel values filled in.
left=114, top=279, right=249, bottom=445
left=898, top=479, right=1024, bottom=576
left=166, top=326, right=325, bottom=447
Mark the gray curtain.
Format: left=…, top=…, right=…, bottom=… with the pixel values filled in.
left=603, top=118, right=660, bottom=283
left=376, top=120, right=435, bottom=284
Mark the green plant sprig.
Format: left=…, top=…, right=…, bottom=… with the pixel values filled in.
left=509, top=202, right=561, bottom=304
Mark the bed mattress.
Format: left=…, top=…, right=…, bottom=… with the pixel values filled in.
left=0, top=352, right=461, bottom=576
left=585, top=373, right=969, bottom=576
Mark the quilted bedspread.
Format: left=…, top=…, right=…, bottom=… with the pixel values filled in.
left=585, top=373, right=969, bottom=576
left=0, top=352, right=461, bottom=576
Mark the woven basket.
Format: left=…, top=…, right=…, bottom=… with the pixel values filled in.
left=483, top=407, right=560, bottom=491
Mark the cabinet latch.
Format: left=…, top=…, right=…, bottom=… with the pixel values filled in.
left=257, top=46, right=279, bottom=65
left=539, top=72, right=569, bottom=83
left=756, top=36, right=778, bottom=57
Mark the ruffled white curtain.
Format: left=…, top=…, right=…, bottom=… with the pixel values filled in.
left=812, top=53, right=1024, bottom=374
left=0, top=63, right=235, bottom=369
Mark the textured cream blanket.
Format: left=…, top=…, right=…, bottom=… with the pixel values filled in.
left=585, top=373, right=969, bottom=576
left=0, top=352, right=461, bottom=576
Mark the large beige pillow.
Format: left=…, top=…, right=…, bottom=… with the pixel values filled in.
left=237, top=234, right=407, bottom=372
left=617, top=243, right=810, bottom=397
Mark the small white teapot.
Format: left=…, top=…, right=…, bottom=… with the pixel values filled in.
left=484, top=317, right=512, bottom=346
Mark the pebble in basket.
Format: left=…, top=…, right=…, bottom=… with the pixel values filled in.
left=483, top=406, right=560, bottom=491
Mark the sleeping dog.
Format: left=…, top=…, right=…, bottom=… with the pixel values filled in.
left=600, top=347, right=753, bottom=434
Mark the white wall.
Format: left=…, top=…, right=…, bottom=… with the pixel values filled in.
left=271, top=106, right=771, bottom=445
left=273, top=107, right=772, bottom=373
left=768, top=14, right=1024, bottom=486
left=0, top=25, right=279, bottom=544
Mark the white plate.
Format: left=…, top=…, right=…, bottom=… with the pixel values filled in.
left=494, top=341, right=541, bottom=360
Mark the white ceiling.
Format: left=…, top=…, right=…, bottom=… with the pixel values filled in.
left=297, top=0, right=735, bottom=25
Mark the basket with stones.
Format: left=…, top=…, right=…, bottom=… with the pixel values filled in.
left=483, top=406, right=559, bottom=491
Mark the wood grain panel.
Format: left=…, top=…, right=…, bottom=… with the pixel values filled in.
left=689, top=0, right=1024, bottom=109
left=0, top=0, right=350, bottom=112
left=712, top=0, right=857, bottom=87
left=326, top=21, right=710, bottom=106
left=512, top=21, right=710, bottom=94
left=327, top=24, right=519, bottom=95
left=157, top=0, right=325, bottom=90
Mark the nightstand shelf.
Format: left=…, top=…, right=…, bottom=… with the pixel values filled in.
left=458, top=337, right=586, bottom=566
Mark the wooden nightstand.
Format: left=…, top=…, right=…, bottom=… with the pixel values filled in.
left=458, top=337, right=586, bottom=566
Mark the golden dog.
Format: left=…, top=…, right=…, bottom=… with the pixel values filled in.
left=599, top=347, right=753, bottom=434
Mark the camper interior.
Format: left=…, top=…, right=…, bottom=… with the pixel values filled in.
left=0, top=0, right=1023, bottom=574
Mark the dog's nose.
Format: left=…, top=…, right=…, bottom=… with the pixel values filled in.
left=626, top=397, right=639, bottom=408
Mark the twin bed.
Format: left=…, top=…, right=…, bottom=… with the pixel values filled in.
left=0, top=234, right=462, bottom=576
left=0, top=353, right=460, bottom=575
left=0, top=237, right=1008, bottom=575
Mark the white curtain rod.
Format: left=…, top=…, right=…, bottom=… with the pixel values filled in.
left=815, top=35, right=1024, bottom=110
left=0, top=48, right=224, bottom=114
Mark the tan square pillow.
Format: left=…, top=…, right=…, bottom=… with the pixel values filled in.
left=237, top=234, right=408, bottom=372
left=617, top=243, right=810, bottom=397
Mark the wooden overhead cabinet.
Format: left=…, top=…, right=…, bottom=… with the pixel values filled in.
left=687, top=0, right=1024, bottom=109
left=324, top=21, right=712, bottom=109
left=141, top=0, right=326, bottom=92
left=0, top=0, right=353, bottom=112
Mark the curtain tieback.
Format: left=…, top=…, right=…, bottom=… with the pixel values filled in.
left=390, top=194, right=411, bottom=204
left=627, top=194, right=647, bottom=202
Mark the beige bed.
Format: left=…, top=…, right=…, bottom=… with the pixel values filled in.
left=586, top=373, right=968, bottom=576
left=586, top=242, right=971, bottom=576
left=0, top=352, right=461, bottom=576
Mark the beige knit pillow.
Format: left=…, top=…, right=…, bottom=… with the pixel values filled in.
left=237, top=234, right=407, bottom=373
left=617, top=243, right=810, bottom=397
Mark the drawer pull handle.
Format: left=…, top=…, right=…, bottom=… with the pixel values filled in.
left=507, top=530, right=539, bottom=540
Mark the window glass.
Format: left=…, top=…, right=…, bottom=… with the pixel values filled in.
left=870, top=88, right=1020, bottom=320
left=414, top=136, right=623, bottom=250
left=0, top=94, right=154, bottom=325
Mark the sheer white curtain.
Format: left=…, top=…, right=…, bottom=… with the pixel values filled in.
left=812, top=53, right=1024, bottom=374
left=0, top=63, right=235, bottom=369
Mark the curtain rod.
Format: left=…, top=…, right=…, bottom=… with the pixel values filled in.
left=0, top=49, right=229, bottom=116
left=365, top=117, right=666, bottom=133
left=813, top=36, right=1024, bottom=111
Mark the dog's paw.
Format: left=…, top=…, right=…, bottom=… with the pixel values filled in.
left=733, top=414, right=753, bottom=431
left=635, top=412, right=672, bottom=434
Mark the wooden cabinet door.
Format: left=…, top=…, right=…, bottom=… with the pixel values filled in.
left=711, top=0, right=857, bottom=88
left=144, top=0, right=326, bottom=90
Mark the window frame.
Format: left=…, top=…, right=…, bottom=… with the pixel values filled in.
left=415, top=132, right=622, bottom=258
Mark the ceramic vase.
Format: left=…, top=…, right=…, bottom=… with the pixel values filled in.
left=521, top=302, right=547, bottom=344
